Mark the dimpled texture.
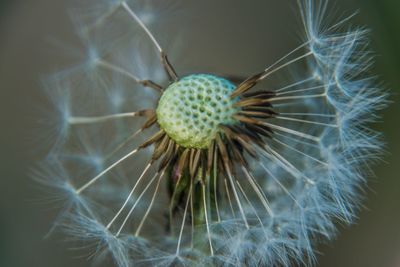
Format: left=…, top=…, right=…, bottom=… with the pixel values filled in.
left=156, top=74, right=238, bottom=148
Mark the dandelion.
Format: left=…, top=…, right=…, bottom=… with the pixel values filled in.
left=39, top=0, right=387, bottom=266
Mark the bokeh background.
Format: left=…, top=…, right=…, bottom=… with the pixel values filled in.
left=0, top=0, right=399, bottom=266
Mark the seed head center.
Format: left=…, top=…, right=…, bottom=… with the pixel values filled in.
left=156, top=74, right=238, bottom=148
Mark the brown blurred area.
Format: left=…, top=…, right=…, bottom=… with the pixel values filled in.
left=0, top=0, right=399, bottom=267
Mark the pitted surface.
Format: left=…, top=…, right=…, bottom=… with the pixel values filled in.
left=156, top=74, right=238, bottom=148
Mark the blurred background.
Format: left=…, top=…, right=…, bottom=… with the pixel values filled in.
left=0, top=0, right=398, bottom=266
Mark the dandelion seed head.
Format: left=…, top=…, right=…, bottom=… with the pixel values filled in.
left=39, top=0, right=388, bottom=266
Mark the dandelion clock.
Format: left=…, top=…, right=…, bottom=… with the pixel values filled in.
left=38, top=0, right=387, bottom=266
